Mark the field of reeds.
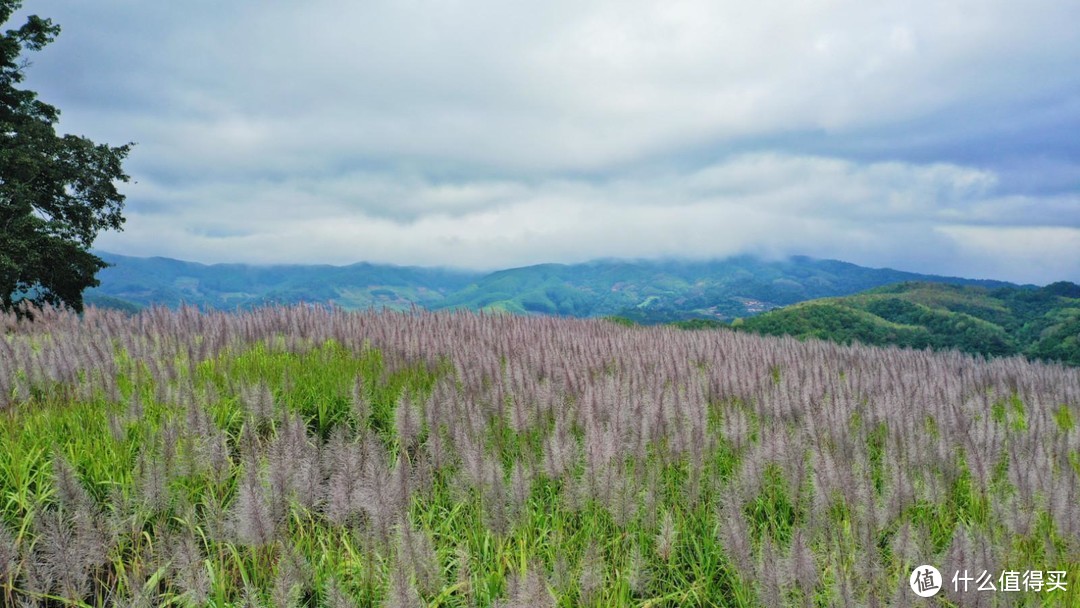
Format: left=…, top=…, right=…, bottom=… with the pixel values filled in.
left=0, top=304, right=1077, bottom=607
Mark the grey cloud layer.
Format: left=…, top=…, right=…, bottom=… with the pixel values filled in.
left=97, top=154, right=1080, bottom=284
left=19, top=0, right=1080, bottom=282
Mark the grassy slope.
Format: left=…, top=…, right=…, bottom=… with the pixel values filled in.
left=734, top=281, right=1080, bottom=365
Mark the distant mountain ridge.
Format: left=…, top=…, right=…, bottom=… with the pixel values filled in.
left=86, top=252, right=480, bottom=311
left=87, top=251, right=1020, bottom=322
left=430, top=256, right=1017, bottom=321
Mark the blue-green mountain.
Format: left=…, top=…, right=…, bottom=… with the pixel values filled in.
left=86, top=252, right=480, bottom=311
left=429, top=256, right=1013, bottom=321
left=88, top=252, right=1014, bottom=320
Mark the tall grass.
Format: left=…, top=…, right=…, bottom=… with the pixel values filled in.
left=0, top=303, right=1077, bottom=606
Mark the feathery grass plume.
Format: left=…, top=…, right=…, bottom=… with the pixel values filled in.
left=201, top=427, right=233, bottom=486
left=394, top=391, right=420, bottom=453
left=578, top=541, right=604, bottom=606
left=357, top=447, right=405, bottom=549
left=31, top=509, right=90, bottom=602
left=165, top=528, right=210, bottom=607
left=51, top=453, right=92, bottom=513
left=238, top=420, right=262, bottom=468
left=496, top=565, right=554, bottom=608
left=507, top=392, right=530, bottom=435
left=718, top=498, right=753, bottom=580
left=455, top=425, right=488, bottom=490
left=125, top=387, right=145, bottom=422
left=267, top=411, right=320, bottom=519
left=70, top=505, right=113, bottom=581
left=789, top=527, right=816, bottom=599
left=177, top=428, right=203, bottom=481
left=134, top=448, right=168, bottom=514
left=994, top=494, right=1033, bottom=539
left=159, top=420, right=182, bottom=481
left=383, top=550, right=421, bottom=608
left=482, top=459, right=510, bottom=537
left=116, top=575, right=157, bottom=608
left=835, top=568, right=857, bottom=608
left=426, top=419, right=449, bottom=472
left=242, top=382, right=276, bottom=429
left=625, top=542, right=650, bottom=597
left=542, top=414, right=576, bottom=480
left=583, top=422, right=618, bottom=493
left=108, top=411, right=127, bottom=443
left=239, top=583, right=263, bottom=608
left=884, top=459, right=915, bottom=523
left=272, top=542, right=311, bottom=608
left=411, top=451, right=435, bottom=503
left=509, top=459, right=531, bottom=515
left=637, top=466, right=659, bottom=530
left=560, top=472, right=590, bottom=516
left=0, top=524, right=16, bottom=589
left=184, top=390, right=213, bottom=440
left=551, top=550, right=572, bottom=597
left=325, top=577, right=359, bottom=608
left=108, top=531, right=158, bottom=608
left=397, top=520, right=440, bottom=597
left=12, top=377, right=29, bottom=406
left=50, top=453, right=114, bottom=579
left=655, top=511, right=677, bottom=561
left=230, top=463, right=277, bottom=547
left=351, top=374, right=370, bottom=425
left=605, top=467, right=637, bottom=528
left=453, top=544, right=473, bottom=602
left=198, top=491, right=230, bottom=546
left=943, top=525, right=975, bottom=602
left=756, top=537, right=782, bottom=608
left=889, top=521, right=919, bottom=574
left=1049, top=471, right=1080, bottom=546
left=323, top=427, right=363, bottom=526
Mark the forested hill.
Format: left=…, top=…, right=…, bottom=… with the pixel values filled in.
left=87, top=252, right=1016, bottom=319
left=732, top=281, right=1080, bottom=366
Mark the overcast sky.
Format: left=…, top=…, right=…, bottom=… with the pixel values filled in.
left=12, top=0, right=1080, bottom=283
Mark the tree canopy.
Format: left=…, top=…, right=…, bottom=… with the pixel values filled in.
left=0, top=0, right=131, bottom=313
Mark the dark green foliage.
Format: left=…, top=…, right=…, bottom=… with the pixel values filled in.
left=737, top=281, right=1080, bottom=365
left=0, top=2, right=132, bottom=312
left=81, top=292, right=141, bottom=314
left=670, top=318, right=727, bottom=330
left=1029, top=314, right=1080, bottom=366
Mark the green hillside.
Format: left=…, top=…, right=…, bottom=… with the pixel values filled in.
left=734, top=281, right=1080, bottom=365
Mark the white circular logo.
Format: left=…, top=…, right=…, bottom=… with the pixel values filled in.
left=910, top=565, right=942, bottom=597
